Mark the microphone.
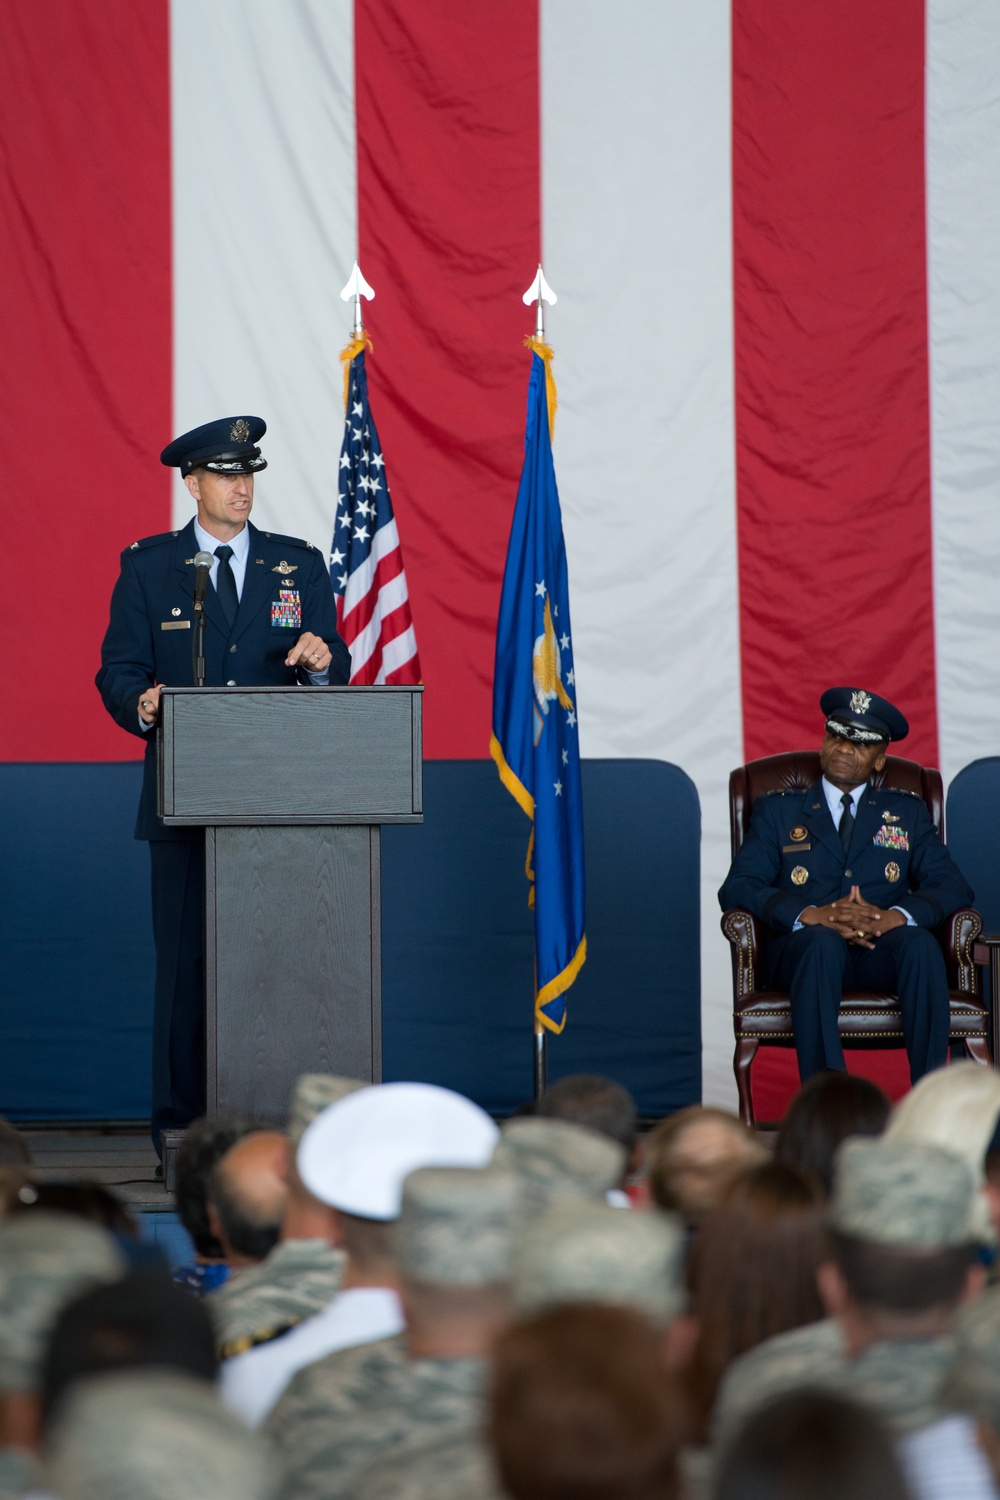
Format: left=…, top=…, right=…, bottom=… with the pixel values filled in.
left=192, top=550, right=215, bottom=609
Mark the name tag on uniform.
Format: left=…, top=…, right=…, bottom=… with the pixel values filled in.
left=161, top=620, right=191, bottom=630
left=271, top=589, right=302, bottom=629
left=783, top=843, right=811, bottom=853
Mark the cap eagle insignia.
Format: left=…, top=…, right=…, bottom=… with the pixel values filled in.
left=532, top=595, right=574, bottom=745
left=850, top=689, right=872, bottom=715
left=230, top=418, right=251, bottom=443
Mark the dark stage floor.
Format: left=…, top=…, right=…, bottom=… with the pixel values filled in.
left=22, top=1124, right=171, bottom=1212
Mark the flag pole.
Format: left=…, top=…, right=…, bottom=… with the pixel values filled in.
left=534, top=1019, right=547, bottom=1097
left=522, top=265, right=558, bottom=1100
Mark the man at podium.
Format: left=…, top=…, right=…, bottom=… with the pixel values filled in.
left=96, top=416, right=350, bottom=1157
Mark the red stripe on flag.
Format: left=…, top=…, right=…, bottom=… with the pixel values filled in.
left=339, top=546, right=406, bottom=639
left=0, top=1, right=172, bottom=762
left=732, top=0, right=938, bottom=765
left=354, top=0, right=540, bottom=757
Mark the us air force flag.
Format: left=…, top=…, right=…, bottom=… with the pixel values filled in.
left=490, top=348, right=586, bottom=1034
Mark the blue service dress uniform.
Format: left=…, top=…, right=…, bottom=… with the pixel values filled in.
left=96, top=518, right=351, bottom=1143
left=718, top=780, right=975, bottom=1081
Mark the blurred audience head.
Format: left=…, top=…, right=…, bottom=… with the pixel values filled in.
left=775, top=1072, right=890, bottom=1197
left=886, top=1061, right=1000, bottom=1239
left=0, top=1211, right=124, bottom=1451
left=645, top=1107, right=767, bottom=1227
left=395, top=1166, right=518, bottom=1355
left=44, top=1369, right=278, bottom=1500
left=297, top=1082, right=499, bottom=1283
left=8, top=1182, right=138, bottom=1239
left=713, top=1388, right=909, bottom=1500
left=492, top=1117, right=626, bottom=1213
left=490, top=1304, right=685, bottom=1500
left=207, top=1131, right=288, bottom=1267
left=686, top=1159, right=826, bottom=1438
left=943, top=1286, right=1000, bottom=1486
left=41, top=1272, right=217, bottom=1430
left=821, top=1137, right=983, bottom=1349
left=536, top=1074, right=638, bottom=1173
left=511, top=1199, right=693, bottom=1369
left=174, top=1114, right=257, bottom=1262
left=281, top=1074, right=367, bottom=1241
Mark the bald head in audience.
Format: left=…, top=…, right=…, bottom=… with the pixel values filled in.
left=208, top=1132, right=288, bottom=1269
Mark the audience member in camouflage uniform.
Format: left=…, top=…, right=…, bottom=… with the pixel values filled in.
left=490, top=1116, right=625, bottom=1213
left=713, top=1137, right=986, bottom=1451
left=0, top=1212, right=124, bottom=1500
left=226, top=1082, right=497, bottom=1428
left=269, top=1165, right=517, bottom=1500
left=357, top=1190, right=691, bottom=1500
left=44, top=1368, right=278, bottom=1500
left=210, top=1076, right=365, bottom=1358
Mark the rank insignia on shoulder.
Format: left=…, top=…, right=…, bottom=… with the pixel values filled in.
left=129, top=541, right=139, bottom=550
left=885, top=861, right=901, bottom=882
left=789, top=826, right=808, bottom=842
left=791, top=866, right=809, bottom=886
left=272, top=561, right=298, bottom=576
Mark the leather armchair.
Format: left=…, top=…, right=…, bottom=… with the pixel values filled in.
left=721, top=751, right=988, bottom=1125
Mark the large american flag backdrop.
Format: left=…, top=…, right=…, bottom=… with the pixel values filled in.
left=2, top=0, right=998, bottom=1107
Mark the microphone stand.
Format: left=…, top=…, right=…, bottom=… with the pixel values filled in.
left=193, top=598, right=206, bottom=687
left=191, top=556, right=213, bottom=687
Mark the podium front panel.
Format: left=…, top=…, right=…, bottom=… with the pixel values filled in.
left=206, top=825, right=381, bottom=1121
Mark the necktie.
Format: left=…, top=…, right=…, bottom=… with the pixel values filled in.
left=838, top=791, right=854, bottom=854
left=214, top=545, right=239, bottom=629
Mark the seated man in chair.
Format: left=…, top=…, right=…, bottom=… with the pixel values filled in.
left=719, top=688, right=974, bottom=1083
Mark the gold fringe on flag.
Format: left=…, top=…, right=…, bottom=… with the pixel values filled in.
left=525, top=335, right=557, bottom=440
left=339, top=334, right=373, bottom=409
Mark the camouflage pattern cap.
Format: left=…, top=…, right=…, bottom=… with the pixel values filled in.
left=830, top=1137, right=979, bottom=1246
left=491, top=1118, right=625, bottom=1212
left=943, top=1286, right=1000, bottom=1429
left=46, top=1369, right=279, bottom=1500
left=0, top=1211, right=125, bottom=1391
left=395, top=1167, right=521, bottom=1286
left=288, top=1074, right=367, bottom=1147
left=511, top=1200, right=686, bottom=1322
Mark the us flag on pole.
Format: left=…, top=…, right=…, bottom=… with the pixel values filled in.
left=330, top=350, right=421, bottom=684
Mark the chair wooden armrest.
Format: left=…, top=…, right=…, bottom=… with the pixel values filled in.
left=940, top=907, right=982, bottom=992
left=720, top=908, right=761, bottom=1001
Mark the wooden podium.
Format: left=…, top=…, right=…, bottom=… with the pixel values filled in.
left=157, top=686, right=422, bottom=1125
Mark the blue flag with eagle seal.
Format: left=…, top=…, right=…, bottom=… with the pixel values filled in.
left=490, top=348, right=586, bottom=1034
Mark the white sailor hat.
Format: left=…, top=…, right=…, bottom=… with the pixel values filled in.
left=297, top=1081, right=499, bottom=1221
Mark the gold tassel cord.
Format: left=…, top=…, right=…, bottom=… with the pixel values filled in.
left=525, top=335, right=557, bottom=441
left=339, top=334, right=373, bottom=409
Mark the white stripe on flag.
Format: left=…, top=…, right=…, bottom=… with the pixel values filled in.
left=541, top=0, right=740, bottom=1105
left=171, top=0, right=356, bottom=549
left=347, top=568, right=411, bottom=669
left=927, top=0, right=1000, bottom=791
left=342, top=518, right=401, bottom=617
left=375, top=624, right=419, bottom=685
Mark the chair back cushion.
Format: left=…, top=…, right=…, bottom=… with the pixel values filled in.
left=729, top=753, right=944, bottom=857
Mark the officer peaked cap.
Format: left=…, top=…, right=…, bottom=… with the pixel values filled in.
left=820, top=686, right=908, bottom=745
left=160, top=416, right=267, bottom=475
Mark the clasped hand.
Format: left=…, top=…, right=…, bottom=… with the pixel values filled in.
left=800, top=885, right=906, bottom=949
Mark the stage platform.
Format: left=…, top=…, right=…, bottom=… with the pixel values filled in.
left=23, top=1123, right=169, bottom=1213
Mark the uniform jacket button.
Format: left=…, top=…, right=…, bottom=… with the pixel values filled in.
left=845, top=869, right=852, bottom=878
left=226, top=679, right=236, bottom=687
